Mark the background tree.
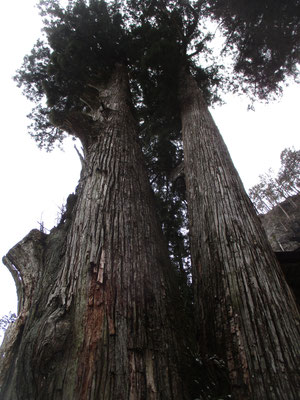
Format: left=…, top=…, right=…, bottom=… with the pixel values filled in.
left=278, top=148, right=300, bottom=196
left=249, top=148, right=300, bottom=214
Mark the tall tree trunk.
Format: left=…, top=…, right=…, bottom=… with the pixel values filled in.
left=179, top=68, right=300, bottom=400
left=0, top=65, right=189, bottom=400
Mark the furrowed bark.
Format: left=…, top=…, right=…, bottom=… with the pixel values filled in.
left=179, top=68, right=300, bottom=400
left=0, top=65, right=188, bottom=400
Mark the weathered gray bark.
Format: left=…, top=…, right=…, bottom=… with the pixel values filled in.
left=0, top=65, right=189, bottom=400
left=179, top=68, right=300, bottom=400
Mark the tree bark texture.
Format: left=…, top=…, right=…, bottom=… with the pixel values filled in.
left=179, top=69, right=300, bottom=400
left=0, top=65, right=188, bottom=400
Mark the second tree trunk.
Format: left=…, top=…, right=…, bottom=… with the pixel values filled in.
left=179, top=68, right=300, bottom=400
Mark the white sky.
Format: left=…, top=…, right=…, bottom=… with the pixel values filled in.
left=0, top=1, right=299, bottom=334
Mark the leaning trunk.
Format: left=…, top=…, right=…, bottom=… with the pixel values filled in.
left=0, top=65, right=188, bottom=400
left=179, top=68, right=300, bottom=400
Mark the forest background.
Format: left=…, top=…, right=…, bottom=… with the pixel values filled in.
left=0, top=0, right=299, bottom=338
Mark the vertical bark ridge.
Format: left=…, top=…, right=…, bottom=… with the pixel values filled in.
left=57, top=66, right=187, bottom=399
left=179, top=68, right=300, bottom=400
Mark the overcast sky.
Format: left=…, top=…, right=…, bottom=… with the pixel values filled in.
left=1, top=1, right=299, bottom=336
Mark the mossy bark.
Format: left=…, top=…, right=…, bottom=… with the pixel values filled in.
left=0, top=65, right=188, bottom=400
left=179, top=68, right=300, bottom=400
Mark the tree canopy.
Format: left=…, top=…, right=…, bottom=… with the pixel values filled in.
left=15, top=0, right=128, bottom=149
left=14, top=0, right=300, bottom=272
left=207, top=0, right=300, bottom=99
left=15, top=0, right=300, bottom=149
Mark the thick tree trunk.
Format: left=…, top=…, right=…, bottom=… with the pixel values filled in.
left=0, top=65, right=188, bottom=400
left=179, top=68, right=300, bottom=400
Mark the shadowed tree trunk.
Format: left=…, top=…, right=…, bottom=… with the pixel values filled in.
left=0, top=65, right=189, bottom=400
left=179, top=68, right=300, bottom=400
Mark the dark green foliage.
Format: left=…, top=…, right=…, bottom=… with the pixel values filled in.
left=14, top=0, right=127, bottom=150
left=208, top=0, right=300, bottom=99
left=27, top=104, right=67, bottom=150
left=15, top=0, right=300, bottom=144
left=128, top=0, right=221, bottom=104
